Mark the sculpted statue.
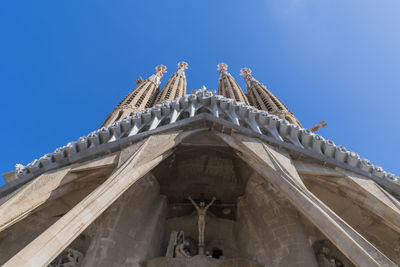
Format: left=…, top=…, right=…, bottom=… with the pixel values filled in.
left=188, top=196, right=216, bottom=255
left=52, top=248, right=84, bottom=267
left=175, top=240, right=191, bottom=258
left=64, top=248, right=83, bottom=267
left=166, top=230, right=191, bottom=258
left=316, top=246, right=344, bottom=267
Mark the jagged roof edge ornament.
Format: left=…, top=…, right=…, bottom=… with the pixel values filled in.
left=11, top=88, right=399, bottom=193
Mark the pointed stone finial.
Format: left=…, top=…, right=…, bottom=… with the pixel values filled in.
left=240, top=68, right=253, bottom=81
left=217, top=63, right=228, bottom=74
left=177, top=61, right=188, bottom=73
left=201, top=85, right=207, bottom=92
left=155, top=65, right=167, bottom=78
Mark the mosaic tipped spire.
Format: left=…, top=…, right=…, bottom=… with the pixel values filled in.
left=241, top=67, right=301, bottom=126
left=217, top=63, right=249, bottom=105
left=154, top=62, right=188, bottom=105
left=100, top=65, right=166, bottom=127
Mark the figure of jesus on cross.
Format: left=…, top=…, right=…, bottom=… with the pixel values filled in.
left=188, top=196, right=216, bottom=255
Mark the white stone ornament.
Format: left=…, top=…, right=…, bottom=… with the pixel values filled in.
left=12, top=90, right=399, bottom=190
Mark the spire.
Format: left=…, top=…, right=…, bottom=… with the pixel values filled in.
left=100, top=65, right=166, bottom=128
left=154, top=61, right=188, bottom=104
left=241, top=68, right=302, bottom=126
left=217, top=63, right=249, bottom=105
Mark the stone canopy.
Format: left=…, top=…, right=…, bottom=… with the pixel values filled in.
left=0, top=89, right=399, bottom=266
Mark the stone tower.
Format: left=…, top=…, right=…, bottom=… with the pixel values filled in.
left=241, top=68, right=302, bottom=126
left=100, top=65, right=167, bottom=127
left=1, top=62, right=399, bottom=267
left=154, top=62, right=188, bottom=105
left=217, top=63, right=250, bottom=105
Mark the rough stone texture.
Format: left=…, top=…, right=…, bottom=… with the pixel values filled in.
left=0, top=128, right=398, bottom=266
left=0, top=178, right=106, bottom=265
left=302, top=174, right=400, bottom=265
left=2, top=171, right=16, bottom=183
left=143, top=255, right=262, bottom=267
left=218, top=132, right=397, bottom=266
left=0, top=153, right=118, bottom=232
left=82, top=174, right=167, bottom=267
left=3, top=132, right=179, bottom=267
left=235, top=176, right=317, bottom=267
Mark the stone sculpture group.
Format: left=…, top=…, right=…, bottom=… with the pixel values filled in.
left=166, top=196, right=217, bottom=258
left=188, top=196, right=216, bottom=255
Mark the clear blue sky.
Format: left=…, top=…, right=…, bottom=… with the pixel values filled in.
left=1, top=1, right=399, bottom=185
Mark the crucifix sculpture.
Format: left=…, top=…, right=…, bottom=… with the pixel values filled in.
left=188, top=196, right=216, bottom=255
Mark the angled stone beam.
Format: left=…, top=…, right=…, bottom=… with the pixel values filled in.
left=217, top=133, right=396, bottom=267
left=336, top=170, right=400, bottom=233
left=0, top=153, right=119, bottom=233
left=295, top=161, right=400, bottom=233
left=4, top=131, right=181, bottom=267
left=0, top=167, right=71, bottom=233
left=293, top=160, right=345, bottom=177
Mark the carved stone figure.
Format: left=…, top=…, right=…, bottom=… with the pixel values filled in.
left=50, top=248, right=84, bottom=267
left=175, top=240, right=191, bottom=258
left=188, top=196, right=216, bottom=255
left=166, top=230, right=191, bottom=258
left=316, top=246, right=344, bottom=267
left=63, top=248, right=83, bottom=267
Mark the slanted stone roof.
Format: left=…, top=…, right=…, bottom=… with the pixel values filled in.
left=6, top=88, right=400, bottom=197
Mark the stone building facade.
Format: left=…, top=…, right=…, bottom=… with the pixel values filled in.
left=0, top=63, right=399, bottom=267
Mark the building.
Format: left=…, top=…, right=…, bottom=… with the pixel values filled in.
left=0, top=63, right=399, bottom=267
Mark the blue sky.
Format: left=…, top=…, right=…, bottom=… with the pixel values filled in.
left=1, top=1, right=399, bottom=185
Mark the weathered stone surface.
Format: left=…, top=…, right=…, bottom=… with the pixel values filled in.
left=236, top=177, right=317, bottom=267
left=0, top=153, right=119, bottom=233
left=82, top=174, right=167, bottom=267
left=0, top=127, right=398, bottom=266
left=338, top=170, right=400, bottom=231
left=0, top=167, right=71, bottom=232
left=2, top=171, right=16, bottom=183
left=3, top=132, right=181, bottom=267
left=143, top=255, right=262, bottom=267
left=302, top=173, right=400, bottom=264
left=217, top=132, right=396, bottom=267
left=0, top=177, right=106, bottom=265
left=293, top=160, right=344, bottom=177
